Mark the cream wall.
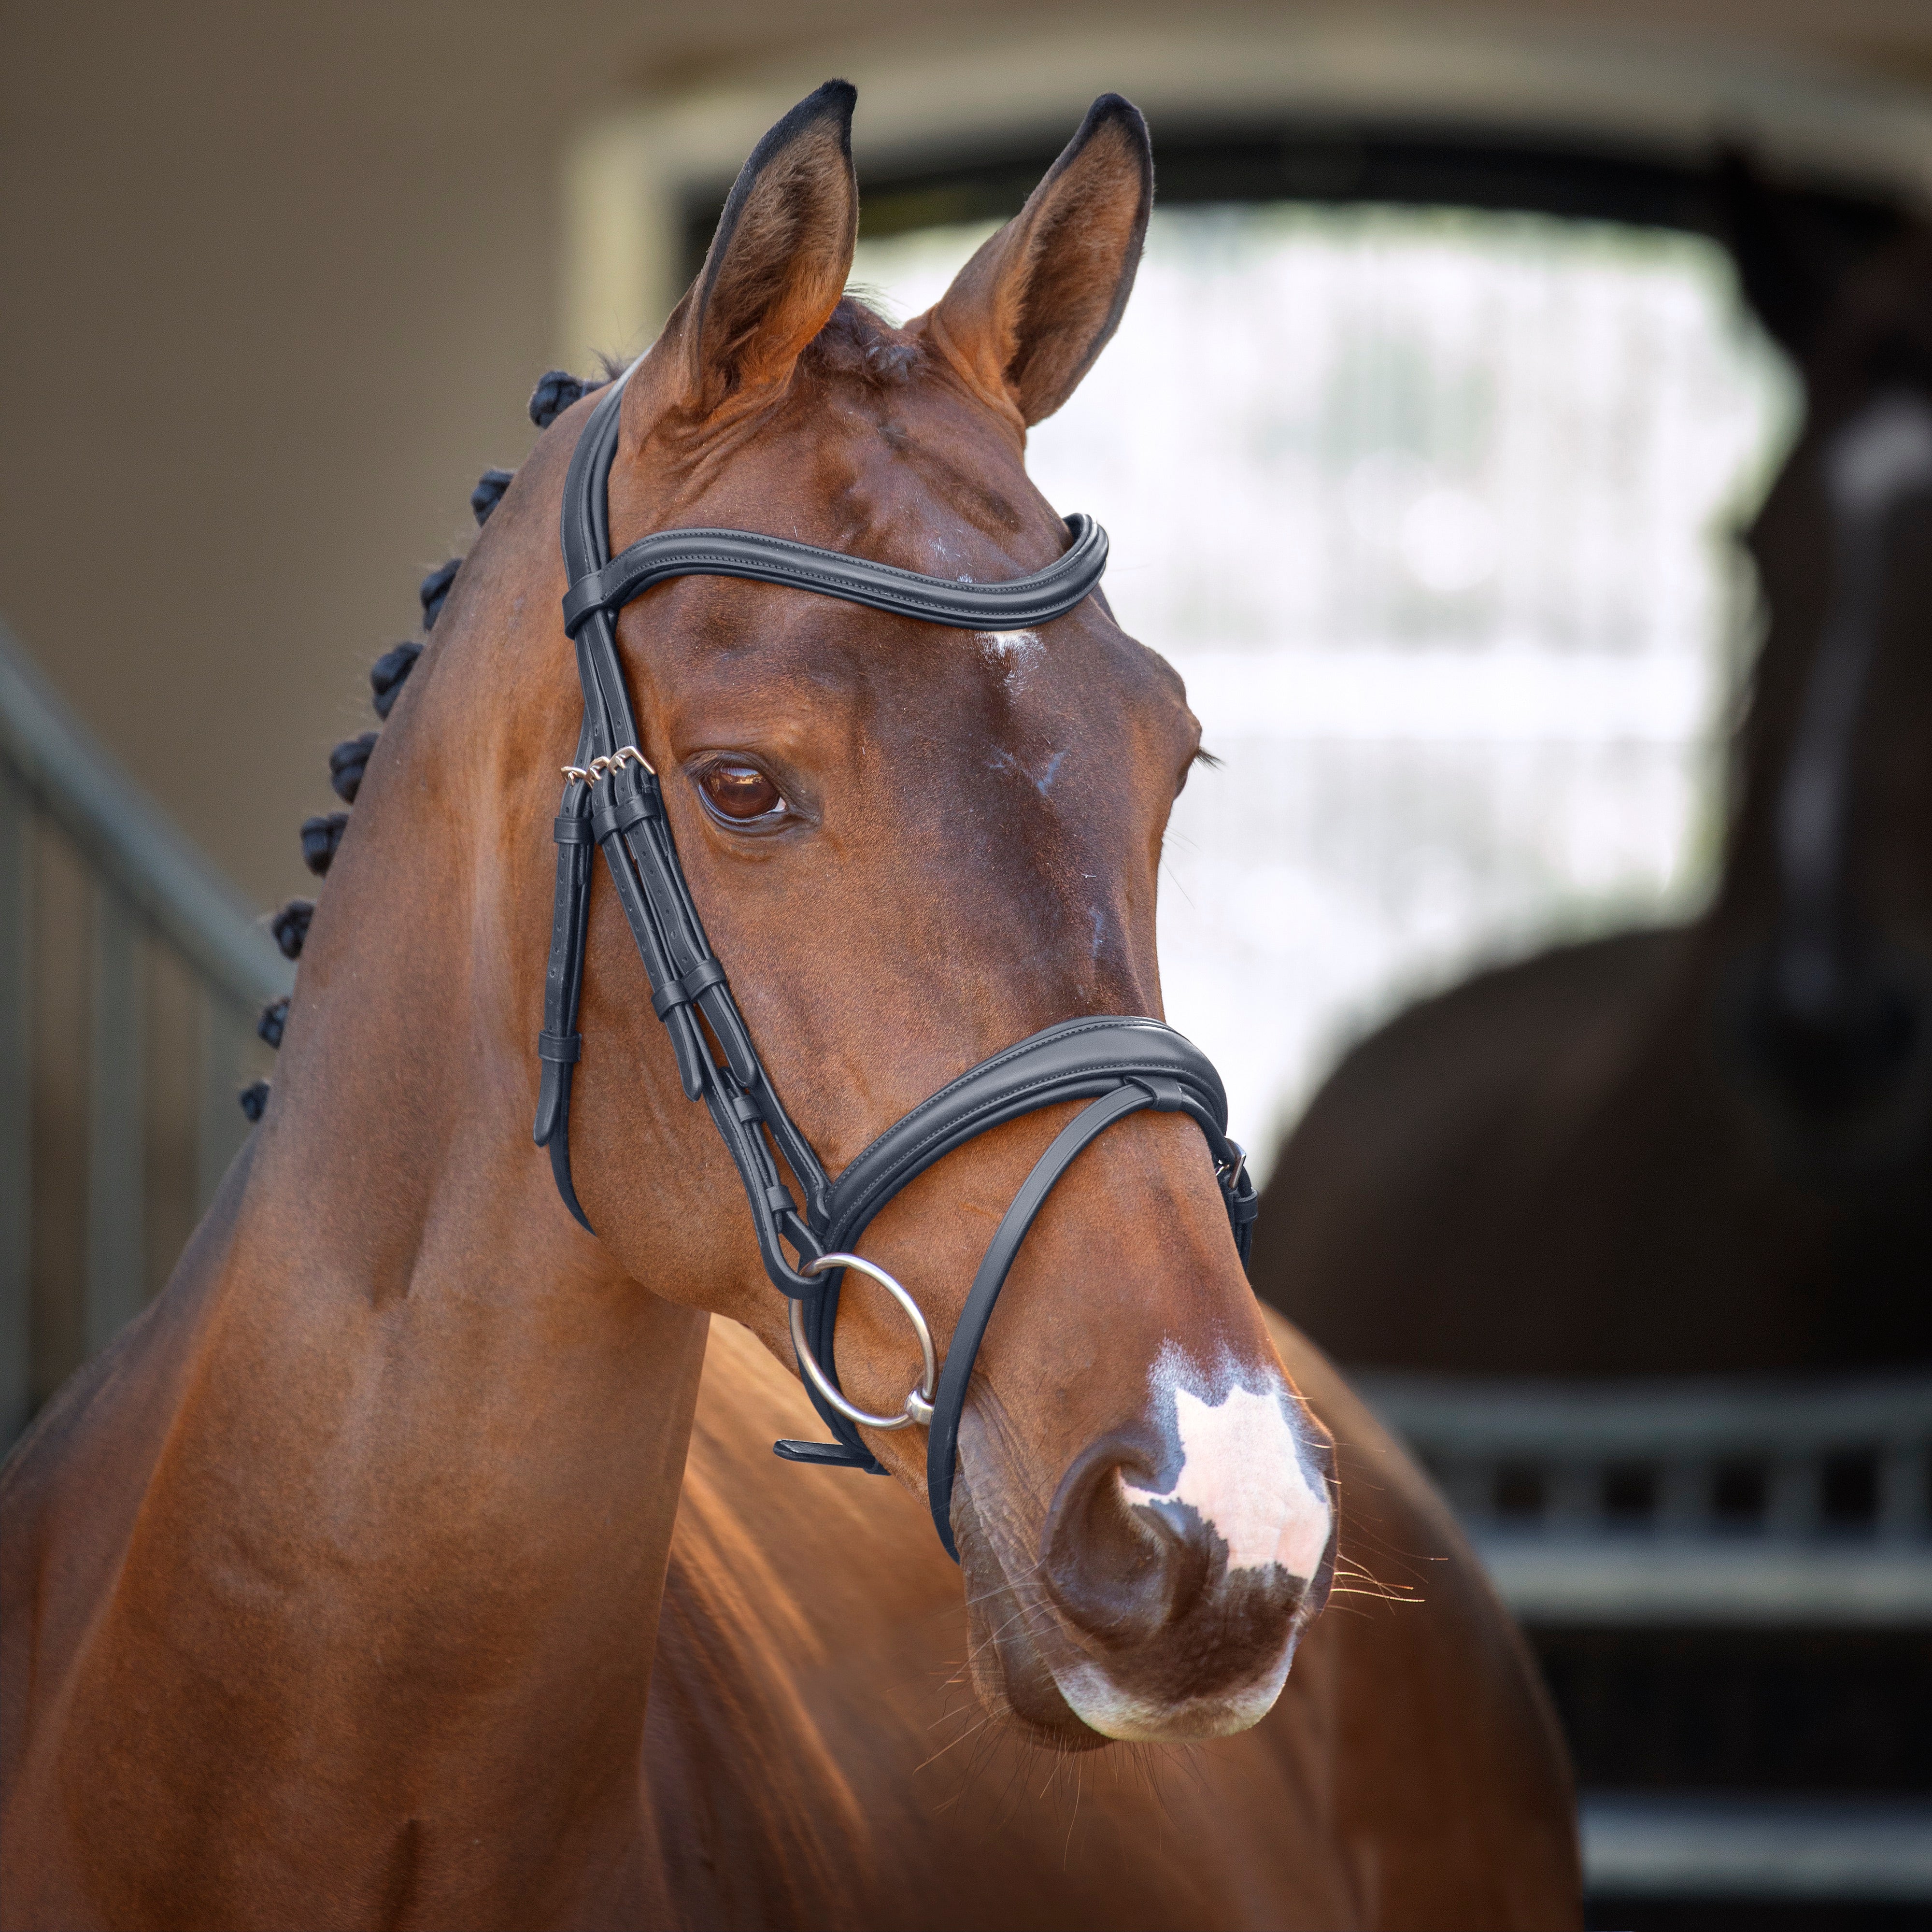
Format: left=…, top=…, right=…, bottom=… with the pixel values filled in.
left=3, top=0, right=1928, bottom=909
left=563, top=11, right=1932, bottom=363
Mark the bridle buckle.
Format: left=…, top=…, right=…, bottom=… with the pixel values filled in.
left=562, top=743, right=653, bottom=784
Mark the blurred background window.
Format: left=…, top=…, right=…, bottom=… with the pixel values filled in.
left=854, top=207, right=1800, bottom=1175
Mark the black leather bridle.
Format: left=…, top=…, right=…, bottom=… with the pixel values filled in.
left=535, top=367, right=1257, bottom=1560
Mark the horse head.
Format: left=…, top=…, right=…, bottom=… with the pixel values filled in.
left=352, top=83, right=1334, bottom=1749
left=1723, top=164, right=1932, bottom=1144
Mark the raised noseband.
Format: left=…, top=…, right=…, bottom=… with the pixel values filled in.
left=535, top=367, right=1256, bottom=1560
left=799, top=1018, right=1255, bottom=1557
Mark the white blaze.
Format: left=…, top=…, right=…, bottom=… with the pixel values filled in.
left=1121, top=1382, right=1332, bottom=1579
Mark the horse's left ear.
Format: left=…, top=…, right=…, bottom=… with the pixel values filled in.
left=925, top=95, right=1152, bottom=426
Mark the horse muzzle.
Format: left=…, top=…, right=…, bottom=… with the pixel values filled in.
left=956, top=1385, right=1337, bottom=1746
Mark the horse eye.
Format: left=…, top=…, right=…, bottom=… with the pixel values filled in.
left=699, top=763, right=785, bottom=822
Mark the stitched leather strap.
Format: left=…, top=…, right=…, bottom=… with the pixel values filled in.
left=533, top=751, right=595, bottom=1231
left=822, top=1017, right=1238, bottom=1250
left=548, top=374, right=868, bottom=1458
left=562, top=515, right=1108, bottom=639
left=926, top=1084, right=1145, bottom=1556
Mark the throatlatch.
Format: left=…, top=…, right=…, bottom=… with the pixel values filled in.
left=535, top=365, right=1257, bottom=1560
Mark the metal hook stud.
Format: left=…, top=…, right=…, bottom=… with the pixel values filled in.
left=561, top=744, right=656, bottom=785
left=789, top=1251, right=938, bottom=1432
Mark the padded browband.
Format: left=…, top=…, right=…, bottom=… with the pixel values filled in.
left=562, top=514, right=1108, bottom=638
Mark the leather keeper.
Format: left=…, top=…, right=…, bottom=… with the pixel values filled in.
left=537, top=1030, right=582, bottom=1064
left=1132, top=1073, right=1191, bottom=1112
left=553, top=813, right=595, bottom=844
left=650, top=957, right=728, bottom=1019
left=682, top=957, right=728, bottom=999
left=560, top=573, right=605, bottom=638
left=591, top=791, right=655, bottom=843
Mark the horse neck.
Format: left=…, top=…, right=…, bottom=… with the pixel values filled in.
left=52, top=584, right=710, bottom=1910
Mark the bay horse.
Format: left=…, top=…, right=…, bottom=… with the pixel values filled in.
left=0, top=86, right=1577, bottom=1927
left=1249, top=169, right=1932, bottom=1376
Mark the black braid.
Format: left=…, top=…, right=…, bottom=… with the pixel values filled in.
left=528, top=368, right=612, bottom=430
left=370, top=641, right=421, bottom=719
left=471, top=467, right=514, bottom=525
left=300, top=812, right=349, bottom=877
left=270, top=899, right=313, bottom=960
left=252, top=366, right=610, bottom=1135
left=419, top=560, right=460, bottom=630
left=529, top=369, right=583, bottom=428
left=330, top=732, right=378, bottom=803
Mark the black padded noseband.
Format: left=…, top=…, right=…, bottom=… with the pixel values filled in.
left=536, top=367, right=1256, bottom=1559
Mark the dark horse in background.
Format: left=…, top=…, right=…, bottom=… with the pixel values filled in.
left=1251, top=169, right=1932, bottom=1377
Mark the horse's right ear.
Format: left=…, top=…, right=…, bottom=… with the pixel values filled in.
left=678, top=80, right=859, bottom=414
left=925, top=95, right=1153, bottom=426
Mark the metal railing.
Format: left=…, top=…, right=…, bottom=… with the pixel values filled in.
left=1579, top=1792, right=1932, bottom=1903
left=1357, top=1370, right=1932, bottom=1626
left=0, top=619, right=289, bottom=1448
left=1359, top=1369, right=1932, bottom=1901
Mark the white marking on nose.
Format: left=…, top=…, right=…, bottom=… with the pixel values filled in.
left=1121, top=1379, right=1332, bottom=1580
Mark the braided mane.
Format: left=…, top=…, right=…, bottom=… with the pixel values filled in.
left=240, top=366, right=611, bottom=1119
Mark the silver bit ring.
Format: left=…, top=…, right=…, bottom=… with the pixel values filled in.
left=789, top=1251, right=938, bottom=1432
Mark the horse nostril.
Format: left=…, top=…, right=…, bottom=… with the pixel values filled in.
left=1041, top=1432, right=1215, bottom=1648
